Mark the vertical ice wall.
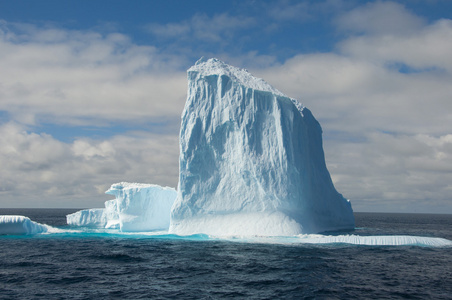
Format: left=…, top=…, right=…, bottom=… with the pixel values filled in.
left=169, top=58, right=355, bottom=236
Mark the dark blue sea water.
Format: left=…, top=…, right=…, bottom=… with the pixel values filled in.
left=1, top=209, right=451, bottom=299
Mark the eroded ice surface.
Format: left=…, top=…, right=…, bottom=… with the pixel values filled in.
left=170, top=58, right=354, bottom=236
left=67, top=182, right=176, bottom=232
left=0, top=215, right=49, bottom=235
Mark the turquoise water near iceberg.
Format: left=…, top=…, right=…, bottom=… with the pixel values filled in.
left=1, top=209, right=452, bottom=299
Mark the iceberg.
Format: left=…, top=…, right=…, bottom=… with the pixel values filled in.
left=0, top=215, right=49, bottom=235
left=169, top=58, right=355, bottom=236
left=67, top=182, right=177, bottom=232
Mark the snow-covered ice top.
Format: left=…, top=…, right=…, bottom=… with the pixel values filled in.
left=189, top=57, right=288, bottom=98
left=189, top=57, right=305, bottom=116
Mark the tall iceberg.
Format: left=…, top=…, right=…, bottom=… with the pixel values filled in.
left=169, top=58, right=355, bottom=236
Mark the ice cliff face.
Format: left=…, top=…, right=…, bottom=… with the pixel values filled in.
left=169, top=58, right=355, bottom=236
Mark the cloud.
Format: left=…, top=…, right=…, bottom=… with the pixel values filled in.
left=146, top=13, right=255, bottom=42
left=339, top=19, right=452, bottom=72
left=0, top=122, right=179, bottom=208
left=336, top=1, right=426, bottom=35
left=325, top=132, right=452, bottom=213
left=265, top=0, right=349, bottom=22
left=0, top=21, right=187, bottom=127
left=336, top=2, right=452, bottom=72
left=0, top=2, right=451, bottom=213
left=266, top=0, right=312, bottom=22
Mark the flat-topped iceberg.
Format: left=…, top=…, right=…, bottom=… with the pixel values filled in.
left=0, top=215, right=49, bottom=235
left=67, top=182, right=177, bottom=232
left=169, top=58, right=355, bottom=236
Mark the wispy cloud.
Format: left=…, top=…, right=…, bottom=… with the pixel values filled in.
left=266, top=0, right=312, bottom=22
left=146, top=13, right=255, bottom=42
left=265, top=0, right=349, bottom=22
left=335, top=1, right=426, bottom=35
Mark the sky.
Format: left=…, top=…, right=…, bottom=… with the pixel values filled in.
left=0, top=0, right=451, bottom=213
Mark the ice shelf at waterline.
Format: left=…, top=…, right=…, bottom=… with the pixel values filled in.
left=169, top=58, right=355, bottom=236
left=67, top=182, right=176, bottom=232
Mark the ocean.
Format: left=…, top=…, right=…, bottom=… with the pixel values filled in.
left=0, top=209, right=451, bottom=299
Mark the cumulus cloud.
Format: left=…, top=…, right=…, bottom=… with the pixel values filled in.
left=339, top=19, right=452, bottom=72
left=1, top=2, right=451, bottom=213
left=325, top=132, right=452, bottom=213
left=0, top=22, right=186, bottom=208
left=0, top=122, right=179, bottom=208
left=0, top=21, right=187, bottom=127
